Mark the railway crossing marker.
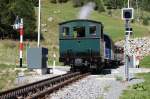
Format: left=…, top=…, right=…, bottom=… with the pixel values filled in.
left=122, top=0, right=134, bottom=81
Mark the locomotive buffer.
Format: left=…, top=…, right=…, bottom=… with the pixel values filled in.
left=122, top=6, right=134, bottom=81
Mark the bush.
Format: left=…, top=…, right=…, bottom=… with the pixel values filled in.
left=72, top=0, right=84, bottom=7
left=131, top=19, right=135, bottom=23
left=132, top=83, right=146, bottom=91
left=95, top=0, right=105, bottom=12
left=27, top=0, right=39, bottom=7
left=143, top=18, right=149, bottom=26
left=50, top=0, right=69, bottom=3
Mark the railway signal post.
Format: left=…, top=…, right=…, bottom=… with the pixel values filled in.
left=13, top=17, right=24, bottom=68
left=122, top=5, right=134, bottom=81
left=19, top=18, right=24, bottom=68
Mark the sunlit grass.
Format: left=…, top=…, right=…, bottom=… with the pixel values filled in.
left=120, top=73, right=150, bottom=99
left=140, top=56, right=150, bottom=68
left=0, top=64, right=16, bottom=91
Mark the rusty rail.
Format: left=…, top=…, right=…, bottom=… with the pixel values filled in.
left=0, top=72, right=89, bottom=99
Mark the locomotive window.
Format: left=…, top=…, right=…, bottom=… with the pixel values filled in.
left=62, top=27, right=69, bottom=36
left=89, top=26, right=96, bottom=35
left=73, top=27, right=85, bottom=37
left=101, top=26, right=104, bottom=39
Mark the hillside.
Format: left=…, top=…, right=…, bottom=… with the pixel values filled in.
left=0, top=0, right=150, bottom=65
left=40, top=0, right=150, bottom=64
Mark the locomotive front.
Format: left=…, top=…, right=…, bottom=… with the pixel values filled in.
left=59, top=19, right=105, bottom=71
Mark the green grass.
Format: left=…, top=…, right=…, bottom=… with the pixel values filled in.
left=0, top=64, right=16, bottom=91
left=140, top=56, right=150, bottom=68
left=120, top=73, right=150, bottom=99
left=0, top=40, right=18, bottom=64
left=121, top=55, right=150, bottom=98
left=91, top=11, right=150, bottom=41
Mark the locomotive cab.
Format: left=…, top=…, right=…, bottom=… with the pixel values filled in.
left=59, top=19, right=105, bottom=71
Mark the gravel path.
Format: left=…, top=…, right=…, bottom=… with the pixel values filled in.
left=47, top=66, right=148, bottom=99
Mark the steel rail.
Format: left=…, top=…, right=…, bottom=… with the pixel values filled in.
left=0, top=72, right=89, bottom=99
left=27, top=73, right=89, bottom=99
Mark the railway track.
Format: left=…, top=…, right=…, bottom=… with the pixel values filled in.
left=0, top=72, right=89, bottom=99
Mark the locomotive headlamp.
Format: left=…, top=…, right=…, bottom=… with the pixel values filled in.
left=122, top=8, right=134, bottom=20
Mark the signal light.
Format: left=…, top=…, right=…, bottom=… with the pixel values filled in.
left=122, top=8, right=134, bottom=20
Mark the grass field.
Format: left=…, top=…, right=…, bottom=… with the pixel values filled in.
left=140, top=56, right=150, bottom=68
left=120, top=56, right=150, bottom=98
left=0, top=64, right=16, bottom=91
left=120, top=73, right=150, bottom=99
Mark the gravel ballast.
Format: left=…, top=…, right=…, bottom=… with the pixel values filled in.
left=48, top=66, right=146, bottom=99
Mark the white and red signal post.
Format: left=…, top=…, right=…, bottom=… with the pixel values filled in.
left=19, top=19, right=24, bottom=67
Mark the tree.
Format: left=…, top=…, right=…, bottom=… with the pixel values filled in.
left=72, top=0, right=105, bottom=12
left=0, top=0, right=36, bottom=39
left=27, top=0, right=39, bottom=7
left=11, top=0, right=36, bottom=37
left=0, top=0, right=18, bottom=39
left=50, top=0, right=70, bottom=3
left=94, top=0, right=105, bottom=12
left=72, top=0, right=84, bottom=7
left=139, top=0, right=150, bottom=11
left=104, top=0, right=126, bottom=9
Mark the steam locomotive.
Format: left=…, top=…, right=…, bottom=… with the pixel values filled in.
left=59, top=19, right=123, bottom=72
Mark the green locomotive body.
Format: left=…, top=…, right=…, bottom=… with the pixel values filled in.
left=59, top=19, right=122, bottom=71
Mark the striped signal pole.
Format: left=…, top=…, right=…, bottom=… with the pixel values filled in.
left=19, top=19, right=24, bottom=67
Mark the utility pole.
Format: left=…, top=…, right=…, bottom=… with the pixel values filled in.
left=37, top=0, right=41, bottom=47
left=125, top=0, right=130, bottom=81
left=128, top=0, right=130, bottom=8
